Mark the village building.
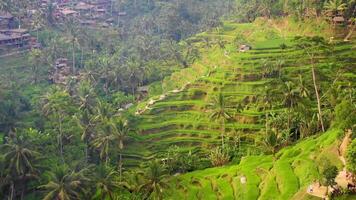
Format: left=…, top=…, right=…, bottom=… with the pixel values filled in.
left=0, top=29, right=31, bottom=52
left=86, top=0, right=111, bottom=8
left=0, top=11, right=14, bottom=29
left=51, top=58, right=72, bottom=84
left=74, top=2, right=95, bottom=14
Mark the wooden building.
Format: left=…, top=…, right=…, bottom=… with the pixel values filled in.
left=0, top=29, right=30, bottom=51
left=0, top=12, right=13, bottom=29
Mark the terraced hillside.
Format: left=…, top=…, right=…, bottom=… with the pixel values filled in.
left=167, top=129, right=346, bottom=200
left=122, top=19, right=356, bottom=167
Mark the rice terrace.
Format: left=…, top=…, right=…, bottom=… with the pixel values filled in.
left=0, top=0, right=355, bottom=200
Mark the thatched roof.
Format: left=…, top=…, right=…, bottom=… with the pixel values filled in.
left=333, top=16, right=345, bottom=23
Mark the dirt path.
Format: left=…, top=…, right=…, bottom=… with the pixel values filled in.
left=135, top=82, right=191, bottom=115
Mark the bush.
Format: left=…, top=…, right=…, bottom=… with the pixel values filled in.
left=333, top=100, right=356, bottom=130
left=209, top=147, right=230, bottom=167
left=346, top=139, right=356, bottom=174
left=164, top=146, right=201, bottom=174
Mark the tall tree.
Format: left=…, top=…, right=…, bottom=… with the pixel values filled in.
left=294, top=36, right=330, bottom=132
left=139, top=160, right=170, bottom=200
left=114, top=120, right=131, bottom=182
left=39, top=166, right=90, bottom=200
left=210, top=92, right=231, bottom=149
left=93, top=165, right=119, bottom=200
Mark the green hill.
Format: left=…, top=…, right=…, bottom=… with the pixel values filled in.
left=123, top=18, right=355, bottom=168
left=166, top=129, right=344, bottom=200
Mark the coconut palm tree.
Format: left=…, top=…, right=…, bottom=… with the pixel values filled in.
left=91, top=118, right=116, bottom=165
left=294, top=36, right=329, bottom=132
left=139, top=160, right=170, bottom=200
left=263, top=130, right=282, bottom=155
left=2, top=134, right=39, bottom=176
left=324, top=0, right=348, bottom=16
left=114, top=120, right=131, bottom=182
left=39, top=166, right=90, bottom=200
left=93, top=165, right=119, bottom=200
left=281, top=81, right=300, bottom=130
left=42, top=87, right=72, bottom=163
left=210, top=92, right=231, bottom=149
left=1, top=132, right=40, bottom=200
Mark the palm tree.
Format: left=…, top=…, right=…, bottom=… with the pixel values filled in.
left=2, top=134, right=39, bottom=176
left=324, top=0, right=348, bottom=16
left=114, top=120, right=131, bottom=182
left=96, top=100, right=115, bottom=122
left=120, top=170, right=145, bottom=195
left=210, top=92, right=231, bottom=148
left=1, top=132, right=40, bottom=199
left=92, top=118, right=116, bottom=165
left=39, top=166, right=90, bottom=200
left=76, top=81, right=97, bottom=163
left=64, top=18, right=80, bottom=74
left=297, top=75, right=310, bottom=98
left=42, top=87, right=72, bottom=163
left=281, top=81, right=300, bottom=130
left=93, top=165, right=119, bottom=200
left=263, top=130, right=281, bottom=155
left=294, top=36, right=329, bottom=132
left=139, top=160, right=170, bottom=200
left=261, top=86, right=274, bottom=135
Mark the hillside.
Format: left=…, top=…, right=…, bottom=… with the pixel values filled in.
left=167, top=129, right=345, bottom=200
left=1, top=0, right=356, bottom=199
left=123, top=18, right=356, bottom=168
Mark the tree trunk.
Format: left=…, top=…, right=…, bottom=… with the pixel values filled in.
left=265, top=112, right=268, bottom=135
left=311, top=65, right=325, bottom=132
left=119, top=152, right=122, bottom=182
left=58, top=115, right=65, bottom=164
left=72, top=42, right=76, bottom=74
left=221, top=119, right=225, bottom=149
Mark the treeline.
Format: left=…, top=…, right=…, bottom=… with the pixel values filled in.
left=235, top=0, right=355, bottom=21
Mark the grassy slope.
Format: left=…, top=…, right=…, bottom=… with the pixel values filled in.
left=123, top=17, right=355, bottom=167
left=166, top=129, right=344, bottom=200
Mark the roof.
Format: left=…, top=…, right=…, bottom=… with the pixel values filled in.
left=0, top=29, right=28, bottom=33
left=75, top=2, right=95, bottom=10
left=0, top=11, right=13, bottom=19
left=60, top=9, right=78, bottom=15
left=333, top=16, right=345, bottom=22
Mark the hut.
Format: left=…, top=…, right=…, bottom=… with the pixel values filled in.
left=239, top=44, right=252, bottom=52
left=333, top=16, right=345, bottom=25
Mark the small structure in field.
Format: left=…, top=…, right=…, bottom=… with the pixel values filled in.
left=51, top=58, right=72, bottom=84
left=332, top=16, right=345, bottom=25
left=239, top=44, right=252, bottom=52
